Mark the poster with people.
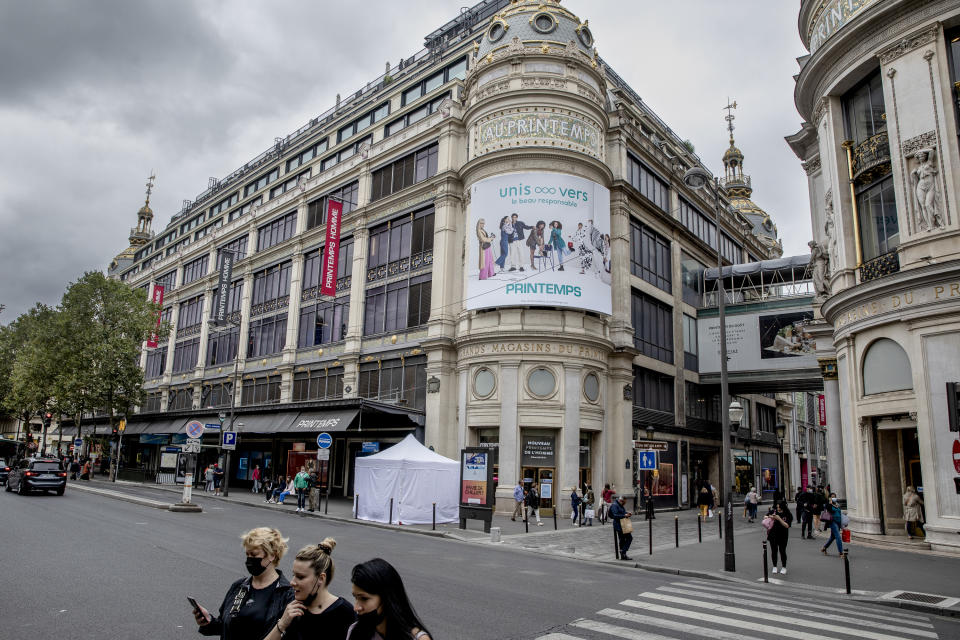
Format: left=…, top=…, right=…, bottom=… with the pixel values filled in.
left=467, top=172, right=611, bottom=314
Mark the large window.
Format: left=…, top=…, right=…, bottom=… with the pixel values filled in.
left=257, top=211, right=297, bottom=252
left=633, top=367, right=674, bottom=413
left=303, top=238, right=354, bottom=292
left=178, top=296, right=204, bottom=331
left=145, top=346, right=167, bottom=379
left=358, top=356, right=426, bottom=410
left=306, top=181, right=359, bottom=230
left=293, top=367, right=345, bottom=401
left=629, top=219, right=671, bottom=292
left=337, top=103, right=390, bottom=144
left=217, top=235, right=248, bottom=267
left=168, top=385, right=194, bottom=411
left=685, top=382, right=720, bottom=423
left=211, top=280, right=243, bottom=319
left=172, top=337, right=200, bottom=374
left=181, top=255, right=209, bottom=286
left=244, top=167, right=280, bottom=198
left=842, top=71, right=886, bottom=147
left=680, top=253, right=704, bottom=307
left=241, top=374, right=281, bottom=406
left=364, top=274, right=431, bottom=335
left=207, top=325, right=239, bottom=366
left=251, top=261, right=292, bottom=309
left=627, top=154, right=669, bottom=212
left=269, top=169, right=311, bottom=200
left=400, top=56, right=466, bottom=106
left=246, top=313, right=287, bottom=358
left=631, top=290, right=673, bottom=364
left=370, top=144, right=439, bottom=202
left=856, top=175, right=899, bottom=261
left=155, top=270, right=177, bottom=293
left=679, top=197, right=717, bottom=251
left=229, top=196, right=261, bottom=223
left=210, top=192, right=239, bottom=217
left=719, top=232, right=742, bottom=265
left=367, top=209, right=434, bottom=274
left=201, top=379, right=233, bottom=408
left=299, top=298, right=350, bottom=347
left=683, top=314, right=698, bottom=371
left=287, top=138, right=328, bottom=172
left=385, top=93, right=450, bottom=137
left=142, top=391, right=162, bottom=413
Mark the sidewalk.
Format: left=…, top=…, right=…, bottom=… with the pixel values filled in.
left=71, top=478, right=960, bottom=613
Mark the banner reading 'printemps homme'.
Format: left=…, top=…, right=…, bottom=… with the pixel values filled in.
left=466, top=172, right=611, bottom=314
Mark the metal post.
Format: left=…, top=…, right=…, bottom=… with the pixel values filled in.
left=675, top=515, right=679, bottom=548
left=843, top=551, right=851, bottom=594
left=354, top=494, right=359, bottom=519
left=524, top=508, right=529, bottom=533
left=613, top=525, right=620, bottom=559
left=648, top=517, right=653, bottom=555
left=324, top=486, right=329, bottom=515
left=719, top=510, right=722, bottom=538
left=432, top=502, right=436, bottom=531
left=388, top=497, right=393, bottom=525
left=552, top=507, right=557, bottom=530
left=698, top=514, right=702, bottom=543
left=763, top=540, right=769, bottom=583
left=222, top=345, right=240, bottom=498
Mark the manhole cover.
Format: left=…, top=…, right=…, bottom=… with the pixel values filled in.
left=892, top=592, right=948, bottom=604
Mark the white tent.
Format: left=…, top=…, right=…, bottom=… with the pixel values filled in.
left=353, top=434, right=460, bottom=525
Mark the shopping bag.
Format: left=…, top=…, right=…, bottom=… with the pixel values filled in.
left=841, top=528, right=851, bottom=543
left=820, top=509, right=832, bottom=522
left=620, top=517, right=634, bottom=534
left=841, top=514, right=850, bottom=528
left=708, top=509, right=714, bottom=518
left=761, top=516, right=775, bottom=531
left=585, top=509, right=595, bottom=519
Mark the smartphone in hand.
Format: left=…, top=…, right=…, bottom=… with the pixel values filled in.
left=188, top=596, right=209, bottom=622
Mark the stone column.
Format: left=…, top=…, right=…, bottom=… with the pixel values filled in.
left=163, top=303, right=180, bottom=379
left=495, top=362, right=520, bottom=512
left=197, top=289, right=214, bottom=371
left=283, top=250, right=305, bottom=363
left=235, top=270, right=255, bottom=406
left=820, top=357, right=846, bottom=500
left=561, top=365, right=582, bottom=518
left=345, top=227, right=369, bottom=352
left=427, top=187, right=462, bottom=341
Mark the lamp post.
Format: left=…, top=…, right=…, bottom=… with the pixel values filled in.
left=683, top=166, right=736, bottom=571
left=775, top=422, right=787, bottom=501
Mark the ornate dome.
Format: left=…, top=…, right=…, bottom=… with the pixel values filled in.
left=722, top=141, right=743, bottom=164
left=476, top=0, right=595, bottom=60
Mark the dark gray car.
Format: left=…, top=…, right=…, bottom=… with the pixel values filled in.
left=5, top=458, right=67, bottom=495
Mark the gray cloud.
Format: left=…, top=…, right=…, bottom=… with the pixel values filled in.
left=0, top=0, right=812, bottom=321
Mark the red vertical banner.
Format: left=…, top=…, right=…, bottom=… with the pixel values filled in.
left=146, top=284, right=165, bottom=348
left=818, top=394, right=827, bottom=426
left=320, top=199, right=343, bottom=297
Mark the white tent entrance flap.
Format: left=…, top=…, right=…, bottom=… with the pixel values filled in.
left=354, top=434, right=459, bottom=525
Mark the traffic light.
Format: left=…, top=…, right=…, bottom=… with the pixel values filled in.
left=43, top=412, right=52, bottom=429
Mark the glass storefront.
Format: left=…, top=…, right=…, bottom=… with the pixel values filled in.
left=733, top=450, right=753, bottom=496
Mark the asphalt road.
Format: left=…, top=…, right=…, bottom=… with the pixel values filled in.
left=4, top=486, right=959, bottom=640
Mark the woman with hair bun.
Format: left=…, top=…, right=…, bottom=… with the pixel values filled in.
left=194, top=527, right=294, bottom=640
left=347, top=558, right=431, bottom=640
left=265, top=537, right=355, bottom=640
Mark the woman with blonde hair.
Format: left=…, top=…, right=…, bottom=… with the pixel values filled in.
left=476, top=219, right=496, bottom=280
left=265, top=537, right=355, bottom=640
left=194, top=527, right=294, bottom=639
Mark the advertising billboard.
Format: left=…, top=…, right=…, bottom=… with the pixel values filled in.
left=461, top=451, right=488, bottom=505
left=466, top=173, right=611, bottom=314
left=697, top=309, right=818, bottom=374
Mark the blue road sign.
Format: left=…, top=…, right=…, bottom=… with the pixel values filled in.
left=637, top=450, right=657, bottom=470
left=317, top=432, right=333, bottom=449
left=361, top=441, right=380, bottom=454
left=222, top=431, right=238, bottom=450
left=205, top=423, right=222, bottom=430
left=73, top=438, right=83, bottom=447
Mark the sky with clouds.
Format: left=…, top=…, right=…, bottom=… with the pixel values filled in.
left=0, top=0, right=811, bottom=321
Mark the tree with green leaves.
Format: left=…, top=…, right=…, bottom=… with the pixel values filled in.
left=3, top=304, right=59, bottom=453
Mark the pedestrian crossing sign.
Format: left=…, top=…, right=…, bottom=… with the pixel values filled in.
left=637, top=450, right=657, bottom=470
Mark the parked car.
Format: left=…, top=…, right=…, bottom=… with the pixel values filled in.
left=0, top=458, right=10, bottom=486
left=5, top=458, right=67, bottom=495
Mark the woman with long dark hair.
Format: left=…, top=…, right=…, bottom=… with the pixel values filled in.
left=347, top=558, right=431, bottom=640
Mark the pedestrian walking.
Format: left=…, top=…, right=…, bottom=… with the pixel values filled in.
left=812, top=487, right=826, bottom=531
left=213, top=464, right=224, bottom=496
left=205, top=465, right=215, bottom=492
left=796, top=487, right=814, bottom=539
left=763, top=500, right=793, bottom=574
left=511, top=481, right=524, bottom=521
left=584, top=484, right=596, bottom=526
left=81, top=459, right=91, bottom=481
left=70, top=458, right=80, bottom=480
left=525, top=482, right=543, bottom=526
left=903, top=486, right=925, bottom=539
left=820, top=492, right=845, bottom=556
left=293, top=466, right=310, bottom=513
left=709, top=483, right=719, bottom=517
left=193, top=527, right=294, bottom=640
left=252, top=465, right=261, bottom=494
left=600, top=483, right=614, bottom=524
left=696, top=482, right=711, bottom=518
left=264, top=538, right=355, bottom=640
left=346, top=558, right=432, bottom=640
left=746, top=486, right=759, bottom=522
left=570, top=488, right=581, bottom=525
left=308, top=466, right=320, bottom=513
left=609, top=495, right=633, bottom=560
left=642, top=486, right=655, bottom=521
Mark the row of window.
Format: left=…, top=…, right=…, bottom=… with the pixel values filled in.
left=207, top=325, right=240, bottom=367
left=269, top=169, right=311, bottom=200
left=631, top=289, right=673, bottom=364
left=401, top=56, right=466, bottom=106
left=241, top=374, right=281, bottom=406
left=305, top=181, right=359, bottom=230
left=292, top=367, right=344, bottom=402
left=245, top=167, right=280, bottom=198
left=257, top=211, right=297, bottom=252
left=385, top=93, right=449, bottom=138
left=368, top=209, right=434, bottom=269
left=287, top=138, right=329, bottom=172
left=303, top=239, right=354, bottom=290
left=211, top=192, right=240, bottom=217
left=172, top=337, right=201, bottom=374
left=370, top=144, right=439, bottom=202
left=363, top=274, right=431, bottom=335
left=251, top=261, right=292, bottom=309
left=298, top=299, right=350, bottom=347
left=633, top=367, right=674, bottom=413
left=627, top=154, right=669, bottom=212
left=182, top=255, right=209, bottom=286
left=218, top=235, right=249, bottom=267
left=358, top=356, right=427, bottom=410
left=178, top=296, right=204, bottom=330
left=247, top=313, right=287, bottom=358
left=338, top=103, right=390, bottom=144
left=629, top=219, right=671, bottom=292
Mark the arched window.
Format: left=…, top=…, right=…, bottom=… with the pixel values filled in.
left=862, top=338, right=912, bottom=395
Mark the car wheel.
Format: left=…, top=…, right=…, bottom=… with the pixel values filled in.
left=17, top=480, right=27, bottom=496
left=4, top=481, right=10, bottom=492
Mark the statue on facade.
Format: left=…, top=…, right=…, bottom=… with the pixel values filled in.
left=911, top=148, right=944, bottom=230
left=809, top=240, right=830, bottom=300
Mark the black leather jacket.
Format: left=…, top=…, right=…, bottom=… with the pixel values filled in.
left=199, top=570, right=294, bottom=639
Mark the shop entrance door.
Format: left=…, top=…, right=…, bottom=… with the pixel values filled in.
left=521, top=467, right=555, bottom=516
left=874, top=422, right=924, bottom=536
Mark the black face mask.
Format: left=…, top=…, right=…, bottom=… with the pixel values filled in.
left=246, top=557, right=268, bottom=577
left=302, top=577, right=322, bottom=606
left=355, top=609, right=384, bottom=628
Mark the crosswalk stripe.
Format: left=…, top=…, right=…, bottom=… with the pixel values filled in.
left=594, top=606, right=767, bottom=640
left=676, top=580, right=933, bottom=625
left=536, top=634, right=586, bottom=640
left=627, top=595, right=929, bottom=640
left=572, top=617, right=724, bottom=640
left=654, top=586, right=936, bottom=637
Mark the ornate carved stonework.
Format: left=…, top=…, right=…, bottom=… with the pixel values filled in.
left=818, top=358, right=839, bottom=381
left=902, top=131, right=937, bottom=157
left=877, top=25, right=939, bottom=64
left=802, top=156, right=822, bottom=174
left=824, top=188, right=838, bottom=268
left=812, top=98, right=828, bottom=126
left=907, top=144, right=945, bottom=231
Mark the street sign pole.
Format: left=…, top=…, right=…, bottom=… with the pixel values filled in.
left=223, top=343, right=240, bottom=498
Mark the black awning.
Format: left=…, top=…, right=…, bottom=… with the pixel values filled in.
left=287, top=410, right=358, bottom=433
left=233, top=412, right=301, bottom=434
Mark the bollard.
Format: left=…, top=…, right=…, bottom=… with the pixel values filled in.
left=698, top=514, right=702, bottom=543
left=762, top=540, right=769, bottom=583
left=675, top=515, right=679, bottom=548
left=553, top=507, right=558, bottom=530
left=354, top=494, right=359, bottom=519
left=719, top=511, right=722, bottom=538
left=579, top=502, right=584, bottom=527
left=388, top=498, right=394, bottom=525
left=613, top=524, right=620, bottom=559
left=649, top=517, right=653, bottom=555
left=524, top=509, right=529, bottom=534
left=432, top=502, right=436, bottom=531
left=843, top=551, right=851, bottom=594
left=490, top=526, right=501, bottom=543
left=324, top=489, right=329, bottom=515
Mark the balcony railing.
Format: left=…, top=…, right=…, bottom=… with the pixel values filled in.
left=859, top=251, right=900, bottom=283
left=851, top=131, right=891, bottom=184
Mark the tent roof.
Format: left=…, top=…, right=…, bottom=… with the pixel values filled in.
left=359, top=434, right=457, bottom=465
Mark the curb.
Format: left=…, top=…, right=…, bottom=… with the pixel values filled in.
left=69, top=482, right=171, bottom=510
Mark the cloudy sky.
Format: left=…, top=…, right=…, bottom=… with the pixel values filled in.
left=0, top=0, right=810, bottom=321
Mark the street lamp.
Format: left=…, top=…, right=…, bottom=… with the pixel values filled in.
left=683, top=165, right=736, bottom=572
left=775, top=422, right=787, bottom=500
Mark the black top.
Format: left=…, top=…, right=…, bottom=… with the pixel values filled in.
left=766, top=508, right=793, bottom=542
left=199, top=571, right=294, bottom=640
left=286, top=597, right=356, bottom=640
left=226, top=579, right=278, bottom=640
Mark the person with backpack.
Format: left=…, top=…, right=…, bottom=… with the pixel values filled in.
left=525, top=482, right=543, bottom=526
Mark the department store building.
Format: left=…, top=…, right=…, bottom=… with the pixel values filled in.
left=788, top=0, right=960, bottom=550
left=104, top=0, right=784, bottom=515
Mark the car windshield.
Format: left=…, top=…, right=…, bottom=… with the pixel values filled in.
left=32, top=462, right=61, bottom=471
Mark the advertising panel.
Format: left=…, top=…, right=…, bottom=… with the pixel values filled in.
left=521, top=435, right=556, bottom=467
left=212, top=250, right=234, bottom=326
left=818, top=394, right=827, bottom=426
left=320, top=199, right=343, bottom=296
left=467, top=173, right=611, bottom=314
left=697, top=308, right=817, bottom=374
left=461, top=451, right=488, bottom=505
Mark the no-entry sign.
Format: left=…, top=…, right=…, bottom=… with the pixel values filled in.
left=953, top=439, right=960, bottom=474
